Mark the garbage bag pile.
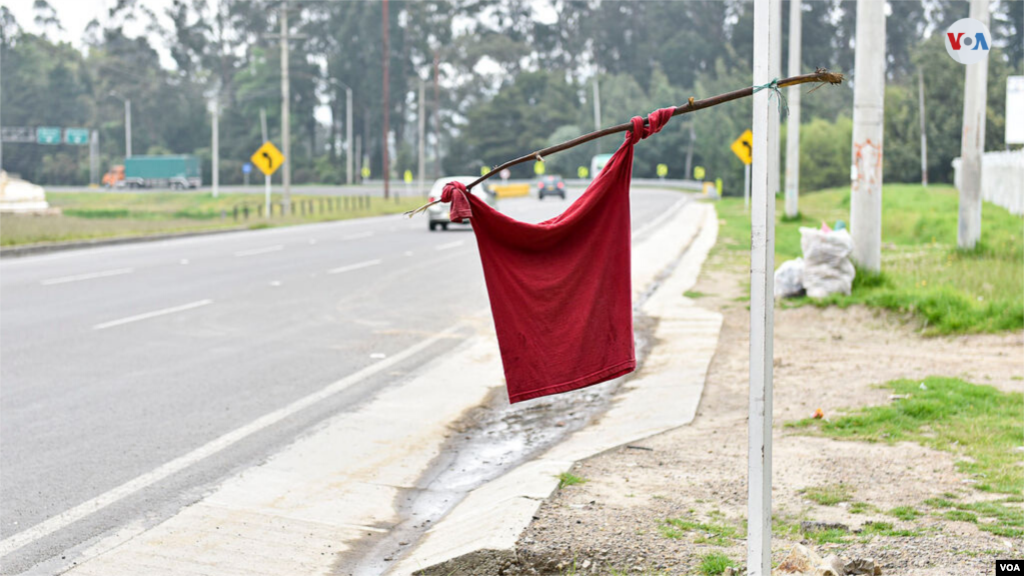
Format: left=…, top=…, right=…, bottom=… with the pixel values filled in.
left=774, top=222, right=856, bottom=298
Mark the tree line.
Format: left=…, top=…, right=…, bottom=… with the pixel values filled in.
left=1, top=0, right=1020, bottom=192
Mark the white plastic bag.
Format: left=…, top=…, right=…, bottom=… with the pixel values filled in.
left=774, top=258, right=805, bottom=298
left=800, top=227, right=856, bottom=298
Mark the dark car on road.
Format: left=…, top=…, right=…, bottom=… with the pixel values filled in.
left=537, top=175, right=566, bottom=200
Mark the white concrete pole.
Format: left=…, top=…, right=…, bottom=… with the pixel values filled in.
left=958, top=0, right=990, bottom=249
left=212, top=99, right=219, bottom=198
left=748, top=1, right=780, bottom=574
left=849, top=0, right=886, bottom=273
left=90, top=130, right=99, bottom=186
left=346, top=87, right=353, bottom=185
left=418, top=80, right=426, bottom=196
left=918, top=69, right=928, bottom=186
left=125, top=99, right=132, bottom=158
left=280, top=4, right=292, bottom=214
left=769, top=0, right=782, bottom=200
left=355, top=135, right=361, bottom=183
left=784, top=0, right=802, bottom=218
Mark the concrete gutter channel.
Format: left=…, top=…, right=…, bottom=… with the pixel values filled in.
left=56, top=196, right=722, bottom=576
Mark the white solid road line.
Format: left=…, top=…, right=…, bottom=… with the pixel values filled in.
left=343, top=231, right=374, bottom=240
left=234, top=245, right=284, bottom=257
left=92, top=300, right=214, bottom=331
left=41, top=268, right=134, bottom=286
left=326, top=259, right=382, bottom=275
left=0, top=323, right=467, bottom=560
left=435, top=240, right=464, bottom=251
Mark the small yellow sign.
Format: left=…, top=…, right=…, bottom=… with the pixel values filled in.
left=730, top=129, right=753, bottom=165
left=404, top=170, right=413, bottom=184
left=534, top=161, right=545, bottom=175
left=250, top=141, right=285, bottom=176
left=578, top=166, right=589, bottom=179
left=694, top=165, right=706, bottom=180
left=480, top=166, right=491, bottom=176
left=361, top=165, right=371, bottom=178
left=656, top=163, right=668, bottom=177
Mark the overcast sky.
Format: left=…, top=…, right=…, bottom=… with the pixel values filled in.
left=6, top=0, right=178, bottom=50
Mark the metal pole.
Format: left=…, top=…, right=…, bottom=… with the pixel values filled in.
left=265, top=175, right=271, bottom=219
left=125, top=99, right=132, bottom=158
left=784, top=0, right=802, bottom=218
left=212, top=99, right=219, bottom=198
left=685, top=121, right=695, bottom=180
left=346, top=87, right=353, bottom=185
left=958, top=0, right=989, bottom=249
left=918, top=69, right=928, bottom=187
left=748, top=2, right=779, bottom=575
left=0, top=43, right=4, bottom=174
left=382, top=0, right=390, bottom=200
left=593, top=76, right=602, bottom=155
left=850, top=0, right=886, bottom=273
left=280, top=4, right=292, bottom=214
left=418, top=79, right=426, bottom=196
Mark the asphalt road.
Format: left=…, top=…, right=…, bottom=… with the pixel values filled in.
left=0, top=186, right=685, bottom=574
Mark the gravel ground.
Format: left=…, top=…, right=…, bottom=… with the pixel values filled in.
left=510, top=234, right=1024, bottom=576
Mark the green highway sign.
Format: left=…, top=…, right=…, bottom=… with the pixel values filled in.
left=65, top=128, right=90, bottom=145
left=37, top=127, right=62, bottom=144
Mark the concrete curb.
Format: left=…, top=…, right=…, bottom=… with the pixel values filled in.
left=392, top=204, right=722, bottom=576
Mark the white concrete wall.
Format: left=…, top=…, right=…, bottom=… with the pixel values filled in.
left=952, top=150, right=1024, bottom=215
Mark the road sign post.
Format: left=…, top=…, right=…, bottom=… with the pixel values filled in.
left=251, top=141, right=285, bottom=221
left=731, top=129, right=754, bottom=208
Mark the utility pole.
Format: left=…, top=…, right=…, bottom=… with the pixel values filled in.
left=433, top=51, right=441, bottom=178
left=382, top=0, right=390, bottom=200
left=850, top=0, right=886, bottom=273
left=769, top=0, right=781, bottom=199
left=212, top=98, right=219, bottom=198
left=748, top=1, right=781, bottom=574
left=918, top=69, right=928, bottom=187
left=280, top=3, right=292, bottom=214
left=418, top=79, right=426, bottom=196
left=593, top=76, right=602, bottom=155
left=958, top=0, right=990, bottom=249
left=346, top=86, right=353, bottom=185
left=0, top=43, right=4, bottom=173
left=125, top=99, right=132, bottom=158
left=355, top=135, right=362, bottom=184
left=685, top=122, right=695, bottom=179
left=784, top=0, right=802, bottom=218
left=90, top=130, right=99, bottom=186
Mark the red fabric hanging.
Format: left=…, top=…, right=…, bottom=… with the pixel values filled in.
left=444, top=108, right=676, bottom=404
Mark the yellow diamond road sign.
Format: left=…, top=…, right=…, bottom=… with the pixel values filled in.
left=731, top=129, right=753, bottom=165
left=251, top=141, right=285, bottom=176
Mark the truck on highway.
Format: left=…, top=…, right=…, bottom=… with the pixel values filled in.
left=102, top=155, right=202, bottom=190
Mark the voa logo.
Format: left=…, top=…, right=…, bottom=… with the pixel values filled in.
left=945, top=17, right=992, bottom=65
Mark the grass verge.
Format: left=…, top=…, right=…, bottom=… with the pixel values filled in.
left=712, top=184, right=1023, bottom=334
left=789, top=376, right=1023, bottom=539
left=1, top=191, right=428, bottom=246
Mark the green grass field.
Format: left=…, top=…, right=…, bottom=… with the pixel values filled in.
left=0, top=192, right=427, bottom=247
left=714, top=184, right=1023, bottom=334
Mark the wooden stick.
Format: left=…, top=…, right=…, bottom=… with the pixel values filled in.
left=406, top=68, right=843, bottom=215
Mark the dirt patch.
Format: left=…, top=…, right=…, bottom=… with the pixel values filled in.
left=511, top=247, right=1024, bottom=575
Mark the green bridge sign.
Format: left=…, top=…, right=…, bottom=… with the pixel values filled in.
left=64, top=128, right=90, bottom=145
left=36, top=127, right=62, bottom=144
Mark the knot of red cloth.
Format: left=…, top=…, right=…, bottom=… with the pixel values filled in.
left=441, top=180, right=473, bottom=223
left=626, top=107, right=676, bottom=145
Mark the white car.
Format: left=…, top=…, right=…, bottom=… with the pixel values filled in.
left=426, top=176, right=498, bottom=231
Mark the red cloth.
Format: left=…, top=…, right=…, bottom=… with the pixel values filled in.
left=445, top=108, right=675, bottom=403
